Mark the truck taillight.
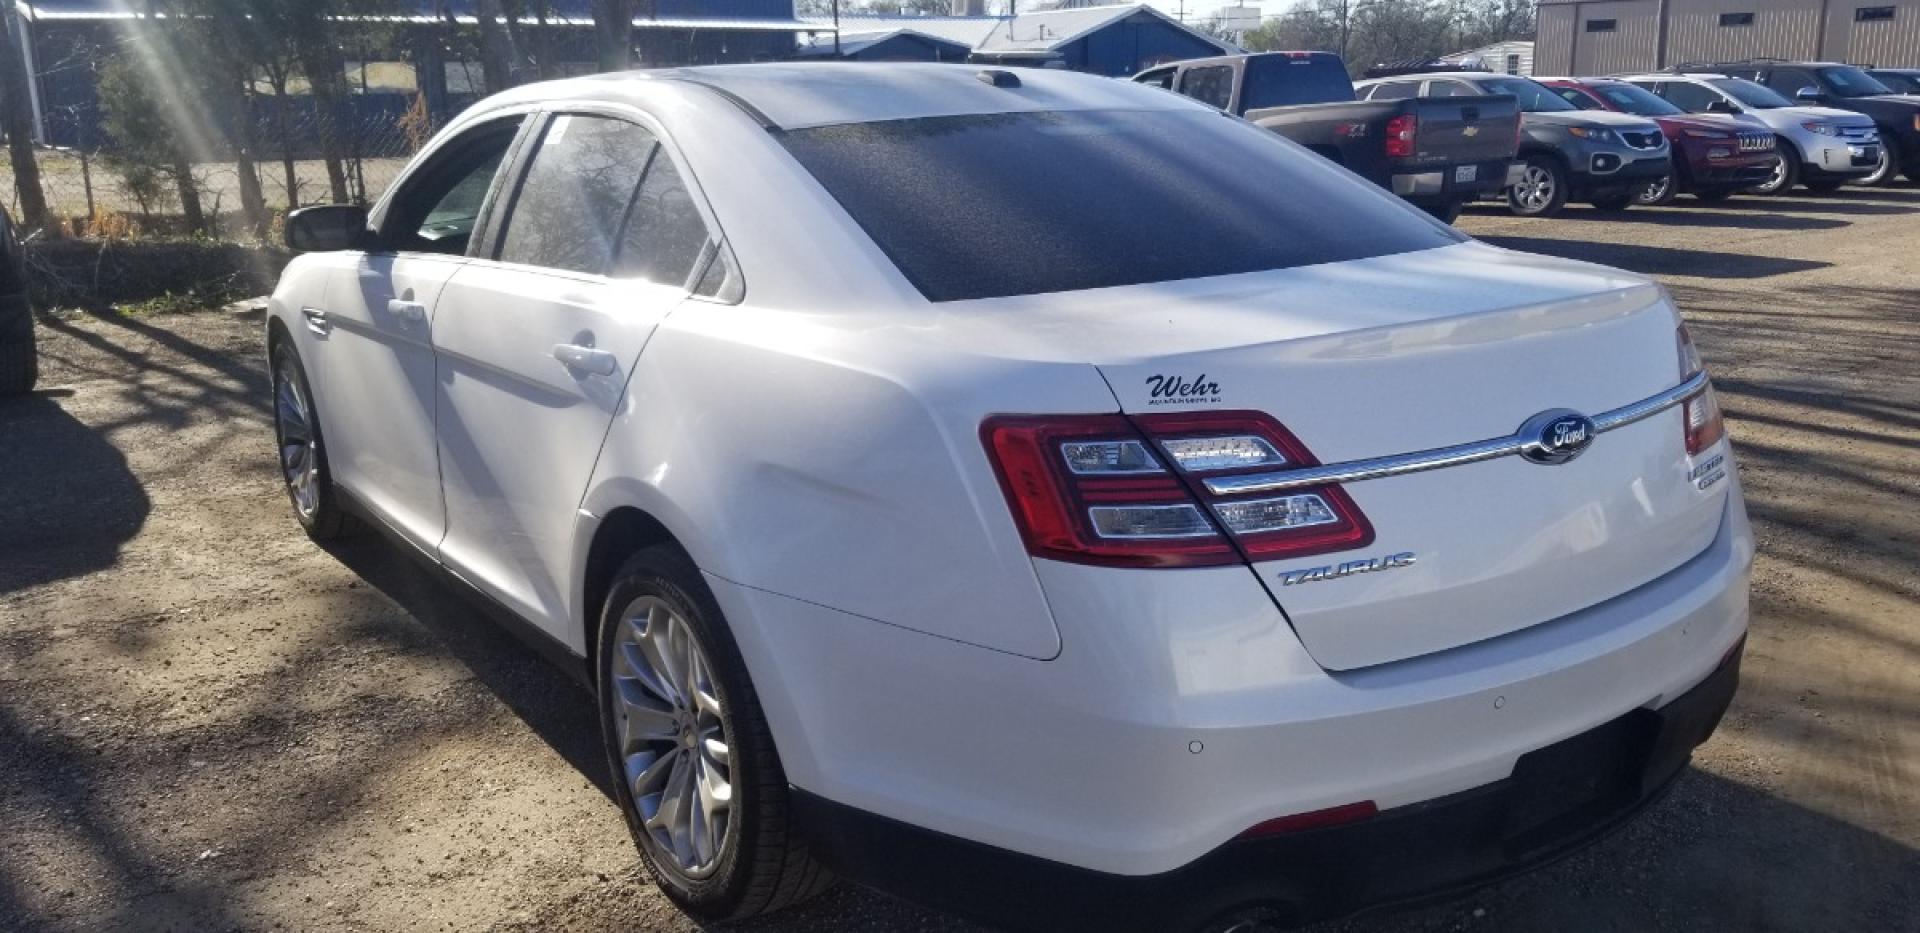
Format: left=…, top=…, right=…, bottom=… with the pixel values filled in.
left=982, top=412, right=1372, bottom=569
left=1678, top=325, right=1725, bottom=456
left=1385, top=113, right=1416, bottom=158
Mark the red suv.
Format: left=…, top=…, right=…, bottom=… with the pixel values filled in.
left=1540, top=77, right=1778, bottom=203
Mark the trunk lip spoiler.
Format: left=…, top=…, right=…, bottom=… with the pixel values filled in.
left=1203, top=371, right=1711, bottom=496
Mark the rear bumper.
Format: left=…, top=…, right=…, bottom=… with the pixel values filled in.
left=1390, top=159, right=1514, bottom=202
left=794, top=641, right=1742, bottom=932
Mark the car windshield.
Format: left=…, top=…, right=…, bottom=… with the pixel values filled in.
left=779, top=109, right=1462, bottom=303
left=1710, top=77, right=1792, bottom=109
left=1874, top=71, right=1920, bottom=93
left=1594, top=82, right=1685, bottom=116
left=1479, top=76, right=1577, bottom=112
left=1818, top=65, right=1896, bottom=97
left=1241, top=54, right=1357, bottom=109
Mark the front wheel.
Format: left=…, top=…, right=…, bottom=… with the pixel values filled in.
left=1507, top=156, right=1569, bottom=217
left=1749, top=152, right=1797, bottom=196
left=1636, top=173, right=1678, bottom=205
left=270, top=341, right=353, bottom=539
left=598, top=546, right=834, bottom=922
left=1861, top=138, right=1901, bottom=187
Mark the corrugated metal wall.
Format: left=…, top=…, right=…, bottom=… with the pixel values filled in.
left=1538, top=0, right=1920, bottom=74
left=1571, top=0, right=1663, bottom=74
left=1538, top=4, right=1578, bottom=74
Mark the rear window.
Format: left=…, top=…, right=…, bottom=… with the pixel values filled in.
left=778, top=109, right=1461, bottom=303
left=1242, top=54, right=1356, bottom=109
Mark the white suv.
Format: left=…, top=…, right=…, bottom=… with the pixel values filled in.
left=267, top=64, right=1752, bottom=932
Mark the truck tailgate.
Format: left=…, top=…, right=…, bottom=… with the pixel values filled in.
left=1404, top=94, right=1519, bottom=168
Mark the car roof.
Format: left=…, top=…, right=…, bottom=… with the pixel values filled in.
left=1622, top=72, right=1732, bottom=81
left=471, top=62, right=1208, bottom=131
left=1359, top=71, right=1508, bottom=82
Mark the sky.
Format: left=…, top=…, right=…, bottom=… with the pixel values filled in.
left=1134, top=0, right=1275, bottom=27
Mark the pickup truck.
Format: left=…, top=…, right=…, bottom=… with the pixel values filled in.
left=1134, top=51, right=1521, bottom=222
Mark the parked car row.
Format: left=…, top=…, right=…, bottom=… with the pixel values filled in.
left=1136, top=52, right=1908, bottom=220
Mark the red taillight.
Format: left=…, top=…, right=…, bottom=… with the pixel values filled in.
left=981, top=411, right=1373, bottom=569
left=1238, top=800, right=1379, bottom=838
left=1385, top=113, right=1417, bottom=158
left=1677, top=325, right=1726, bottom=456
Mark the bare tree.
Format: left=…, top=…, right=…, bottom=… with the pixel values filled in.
left=0, top=0, right=49, bottom=230
left=476, top=0, right=514, bottom=92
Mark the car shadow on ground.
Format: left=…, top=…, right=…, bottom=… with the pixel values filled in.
left=1472, top=235, right=1830, bottom=278
left=0, top=394, right=149, bottom=596
left=1540, top=205, right=1849, bottom=231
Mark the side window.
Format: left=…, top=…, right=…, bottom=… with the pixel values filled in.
left=1178, top=66, right=1235, bottom=109
left=1763, top=68, right=1809, bottom=95
left=1135, top=67, right=1176, bottom=90
left=1660, top=81, right=1718, bottom=112
left=497, top=114, right=656, bottom=275
left=1553, top=87, right=1603, bottom=108
left=610, top=152, right=711, bottom=287
left=383, top=116, right=523, bottom=256
left=1424, top=80, right=1476, bottom=97
left=1368, top=81, right=1417, bottom=100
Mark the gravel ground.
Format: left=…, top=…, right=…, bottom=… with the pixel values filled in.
left=2, top=187, right=1917, bottom=933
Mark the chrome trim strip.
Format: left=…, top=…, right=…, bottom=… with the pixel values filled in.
left=1203, top=371, right=1711, bottom=496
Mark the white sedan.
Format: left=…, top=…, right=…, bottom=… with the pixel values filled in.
left=267, top=63, right=1751, bottom=932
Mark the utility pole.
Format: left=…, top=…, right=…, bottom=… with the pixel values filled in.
left=832, top=0, right=840, bottom=56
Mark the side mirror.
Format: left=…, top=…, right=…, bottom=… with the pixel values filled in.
left=285, top=204, right=372, bottom=253
left=1706, top=99, right=1738, bottom=114
left=1795, top=86, right=1826, bottom=103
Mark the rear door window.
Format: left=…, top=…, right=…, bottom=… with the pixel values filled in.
left=779, top=109, right=1462, bottom=303
left=496, top=114, right=656, bottom=275
left=610, top=152, right=711, bottom=287
left=1659, top=80, right=1721, bottom=112
left=1178, top=66, right=1236, bottom=110
left=1366, top=81, right=1418, bottom=100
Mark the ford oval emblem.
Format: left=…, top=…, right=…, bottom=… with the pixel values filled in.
left=1518, top=409, right=1597, bottom=465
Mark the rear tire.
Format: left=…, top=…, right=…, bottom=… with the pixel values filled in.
left=0, top=317, right=35, bottom=397
left=1507, top=156, right=1569, bottom=217
left=270, top=340, right=353, bottom=539
left=1423, top=200, right=1464, bottom=224
left=598, top=545, right=834, bottom=923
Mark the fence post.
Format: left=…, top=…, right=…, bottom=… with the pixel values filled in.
left=79, top=147, right=95, bottom=224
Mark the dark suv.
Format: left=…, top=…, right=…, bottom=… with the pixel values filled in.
left=1705, top=60, right=1920, bottom=185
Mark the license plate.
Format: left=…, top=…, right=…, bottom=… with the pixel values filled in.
left=1454, top=164, right=1478, bottom=183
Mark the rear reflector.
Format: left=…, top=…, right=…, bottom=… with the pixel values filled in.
left=1237, top=800, right=1379, bottom=838
left=982, top=411, right=1372, bottom=569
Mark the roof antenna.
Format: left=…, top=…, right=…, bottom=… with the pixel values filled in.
left=977, top=69, right=1021, bottom=88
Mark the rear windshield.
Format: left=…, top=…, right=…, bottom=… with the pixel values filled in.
left=1242, top=54, right=1357, bottom=109
left=778, top=109, right=1461, bottom=303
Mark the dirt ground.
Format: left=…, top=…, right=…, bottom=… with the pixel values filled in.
left=3, top=187, right=1918, bottom=933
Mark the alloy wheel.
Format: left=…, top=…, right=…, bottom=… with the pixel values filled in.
left=1515, top=165, right=1555, bottom=212
left=610, top=596, right=734, bottom=880
left=1637, top=174, right=1673, bottom=204
left=273, top=359, right=320, bottom=519
left=1758, top=156, right=1789, bottom=194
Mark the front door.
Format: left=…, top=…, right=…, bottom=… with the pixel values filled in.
left=313, top=115, right=525, bottom=550
left=432, top=111, right=718, bottom=641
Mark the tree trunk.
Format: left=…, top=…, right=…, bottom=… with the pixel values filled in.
left=170, top=153, right=206, bottom=234
left=591, top=0, right=635, bottom=72
left=295, top=40, right=351, bottom=203
left=266, top=68, right=299, bottom=208
left=229, top=74, right=267, bottom=237
left=0, top=0, right=49, bottom=230
left=476, top=0, right=512, bottom=93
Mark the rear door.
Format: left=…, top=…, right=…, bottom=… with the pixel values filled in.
left=431, top=110, right=718, bottom=639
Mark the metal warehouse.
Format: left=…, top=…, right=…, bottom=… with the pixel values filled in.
left=1536, top=0, right=1920, bottom=74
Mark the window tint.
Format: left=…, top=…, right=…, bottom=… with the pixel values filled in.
left=1367, top=81, right=1417, bottom=100
left=1241, top=54, right=1355, bottom=109
left=497, top=115, right=656, bottom=275
left=778, top=109, right=1462, bottom=303
left=1475, top=76, right=1575, bottom=112
left=610, top=152, right=710, bottom=286
left=1179, top=66, right=1235, bottom=109
left=1818, top=65, right=1893, bottom=97
left=1552, top=86, right=1604, bottom=109
left=1596, top=82, right=1683, bottom=115
left=1710, top=77, right=1792, bottom=108
left=385, top=117, right=522, bottom=256
left=1762, top=68, right=1815, bottom=95
left=1657, top=80, right=1721, bottom=112
left=1135, top=67, right=1175, bottom=90
left=1426, top=80, right=1477, bottom=97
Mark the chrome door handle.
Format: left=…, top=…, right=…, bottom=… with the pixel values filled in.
left=387, top=299, right=427, bottom=324
left=552, top=343, right=618, bottom=377
left=300, top=306, right=330, bottom=334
